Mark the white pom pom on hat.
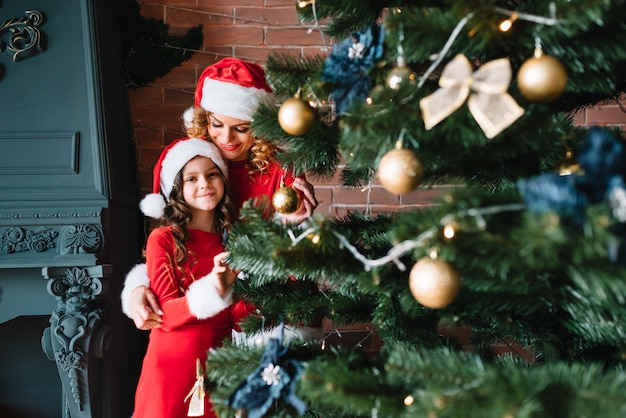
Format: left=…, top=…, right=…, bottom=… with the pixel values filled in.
left=182, top=57, right=274, bottom=127
left=140, top=137, right=228, bottom=218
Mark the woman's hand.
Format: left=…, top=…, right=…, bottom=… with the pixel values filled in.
left=280, top=177, right=318, bottom=224
left=130, top=285, right=163, bottom=330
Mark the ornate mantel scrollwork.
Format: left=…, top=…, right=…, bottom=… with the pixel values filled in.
left=0, top=224, right=103, bottom=256
left=0, top=226, right=58, bottom=254
left=0, top=10, right=46, bottom=82
left=59, top=224, right=104, bottom=255
left=41, top=265, right=111, bottom=417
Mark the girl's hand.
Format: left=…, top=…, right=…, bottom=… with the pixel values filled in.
left=212, top=251, right=238, bottom=297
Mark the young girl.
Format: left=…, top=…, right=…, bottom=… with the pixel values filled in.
left=132, top=137, right=239, bottom=418
left=122, top=57, right=318, bottom=330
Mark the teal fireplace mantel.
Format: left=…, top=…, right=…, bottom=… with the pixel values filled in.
left=0, top=1, right=144, bottom=417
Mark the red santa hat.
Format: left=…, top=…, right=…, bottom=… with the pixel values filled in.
left=183, top=57, right=273, bottom=127
left=140, top=137, right=228, bottom=218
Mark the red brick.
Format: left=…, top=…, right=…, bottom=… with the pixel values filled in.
left=154, top=66, right=199, bottom=89
left=266, top=27, right=325, bottom=46
left=186, top=48, right=234, bottom=67
left=314, top=204, right=332, bottom=218
left=232, top=47, right=274, bottom=64
left=197, top=0, right=264, bottom=5
left=570, top=109, right=587, bottom=126
left=333, top=186, right=392, bottom=206
left=164, top=87, right=194, bottom=107
left=203, top=26, right=266, bottom=46
left=310, top=169, right=343, bottom=186
left=311, top=187, right=331, bottom=207
left=165, top=5, right=234, bottom=26
left=133, top=126, right=166, bottom=147
left=138, top=169, right=153, bottom=194
left=266, top=0, right=298, bottom=6
left=128, top=87, right=164, bottom=107
left=303, top=46, right=330, bottom=58
left=400, top=186, right=449, bottom=205
left=235, top=6, right=301, bottom=26
left=132, top=105, right=187, bottom=132
left=586, top=104, right=626, bottom=125
left=138, top=3, right=165, bottom=20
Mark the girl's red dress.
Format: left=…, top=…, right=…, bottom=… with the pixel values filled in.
left=133, top=156, right=301, bottom=417
left=133, top=227, right=236, bottom=418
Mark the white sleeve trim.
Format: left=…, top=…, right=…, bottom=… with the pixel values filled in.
left=120, top=263, right=150, bottom=318
left=186, top=272, right=233, bottom=319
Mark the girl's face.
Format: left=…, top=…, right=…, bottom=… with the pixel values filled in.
left=207, top=113, right=253, bottom=162
left=181, top=156, right=225, bottom=218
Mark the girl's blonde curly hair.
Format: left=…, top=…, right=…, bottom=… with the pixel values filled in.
left=185, top=106, right=276, bottom=176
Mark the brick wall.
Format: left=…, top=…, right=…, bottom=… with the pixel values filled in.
left=128, top=1, right=626, bottom=219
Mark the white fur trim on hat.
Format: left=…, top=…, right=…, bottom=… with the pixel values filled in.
left=140, top=193, right=167, bottom=219
left=182, top=106, right=194, bottom=129
left=186, top=272, right=233, bottom=319
left=199, top=78, right=273, bottom=121
left=121, top=263, right=151, bottom=318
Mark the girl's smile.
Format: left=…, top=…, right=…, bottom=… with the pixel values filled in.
left=182, top=156, right=225, bottom=230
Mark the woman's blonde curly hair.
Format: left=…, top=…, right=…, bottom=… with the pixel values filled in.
left=186, top=106, right=276, bottom=176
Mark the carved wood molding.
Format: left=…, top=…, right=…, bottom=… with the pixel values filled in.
left=0, top=10, right=46, bottom=82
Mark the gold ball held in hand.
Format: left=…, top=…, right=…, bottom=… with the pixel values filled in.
left=377, top=145, right=424, bottom=195
left=278, top=97, right=316, bottom=136
left=517, top=52, right=567, bottom=102
left=272, top=186, right=301, bottom=214
left=409, top=257, right=461, bottom=309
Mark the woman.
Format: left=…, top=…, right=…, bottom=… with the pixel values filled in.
left=122, top=57, right=318, bottom=330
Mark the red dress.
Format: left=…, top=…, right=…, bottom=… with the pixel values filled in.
left=226, top=158, right=296, bottom=216
left=133, top=227, right=237, bottom=418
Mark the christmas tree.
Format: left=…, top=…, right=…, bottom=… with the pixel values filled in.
left=203, top=1, right=626, bottom=417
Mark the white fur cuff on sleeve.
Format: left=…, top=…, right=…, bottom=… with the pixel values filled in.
left=186, top=273, right=233, bottom=319
left=120, top=263, right=151, bottom=318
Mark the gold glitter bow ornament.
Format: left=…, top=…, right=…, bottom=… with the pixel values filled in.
left=419, top=54, right=524, bottom=139
left=185, top=358, right=205, bottom=417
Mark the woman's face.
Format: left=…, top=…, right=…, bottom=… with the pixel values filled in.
left=207, top=113, right=253, bottom=162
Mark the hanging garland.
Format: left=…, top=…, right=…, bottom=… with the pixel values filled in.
left=114, top=0, right=203, bottom=87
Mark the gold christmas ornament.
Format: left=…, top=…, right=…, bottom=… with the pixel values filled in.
left=377, top=143, right=423, bottom=195
left=419, top=54, right=525, bottom=139
left=387, top=56, right=417, bottom=90
left=272, top=185, right=301, bottom=214
left=557, top=149, right=582, bottom=176
left=517, top=50, right=567, bottom=102
left=278, top=96, right=316, bottom=136
left=409, top=257, right=461, bottom=309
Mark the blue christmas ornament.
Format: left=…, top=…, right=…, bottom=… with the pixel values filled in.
left=321, top=23, right=385, bottom=114
left=228, top=322, right=306, bottom=418
left=517, top=172, right=588, bottom=222
left=575, top=127, right=626, bottom=203
left=518, top=127, right=626, bottom=224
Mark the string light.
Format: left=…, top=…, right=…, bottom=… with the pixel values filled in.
left=493, top=3, right=558, bottom=26
left=286, top=205, right=525, bottom=272
left=403, top=395, right=415, bottom=406
left=443, top=223, right=456, bottom=239
left=499, top=13, right=518, bottom=32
